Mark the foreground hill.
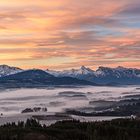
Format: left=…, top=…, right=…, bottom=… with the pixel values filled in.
left=0, top=69, right=95, bottom=88
left=0, top=118, right=140, bottom=140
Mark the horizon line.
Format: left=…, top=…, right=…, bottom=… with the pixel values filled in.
left=0, top=64, right=140, bottom=71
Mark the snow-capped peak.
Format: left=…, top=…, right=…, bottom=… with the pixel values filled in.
left=0, top=65, right=23, bottom=77
left=95, top=66, right=140, bottom=78
left=81, top=66, right=87, bottom=70
left=46, top=66, right=94, bottom=77
left=0, top=65, right=140, bottom=85
left=79, top=66, right=94, bottom=74
left=46, top=66, right=140, bottom=81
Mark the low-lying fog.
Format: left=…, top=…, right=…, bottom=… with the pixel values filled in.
left=0, top=86, right=140, bottom=116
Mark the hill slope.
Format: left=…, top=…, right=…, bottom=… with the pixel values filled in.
left=0, top=69, right=95, bottom=87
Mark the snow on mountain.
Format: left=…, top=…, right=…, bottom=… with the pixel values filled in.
left=0, top=65, right=23, bottom=77
left=45, top=69, right=61, bottom=77
left=46, top=66, right=95, bottom=77
left=96, top=66, right=140, bottom=78
left=0, top=69, right=94, bottom=87
left=46, top=66, right=140, bottom=85
left=46, top=66, right=140, bottom=78
left=0, top=64, right=140, bottom=85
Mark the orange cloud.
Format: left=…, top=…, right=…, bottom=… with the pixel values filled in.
left=0, top=0, right=139, bottom=69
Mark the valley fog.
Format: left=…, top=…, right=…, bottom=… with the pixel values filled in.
left=0, top=86, right=139, bottom=116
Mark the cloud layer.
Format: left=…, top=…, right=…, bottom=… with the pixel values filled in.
left=0, top=0, right=139, bottom=69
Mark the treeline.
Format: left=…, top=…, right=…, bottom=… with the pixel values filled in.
left=0, top=118, right=140, bottom=140
left=66, top=101, right=140, bottom=117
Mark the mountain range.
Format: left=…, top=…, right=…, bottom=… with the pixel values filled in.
left=0, top=65, right=140, bottom=87
left=46, top=66, right=140, bottom=85
left=0, top=66, right=94, bottom=88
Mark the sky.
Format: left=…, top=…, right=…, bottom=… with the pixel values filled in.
left=0, top=0, right=140, bottom=70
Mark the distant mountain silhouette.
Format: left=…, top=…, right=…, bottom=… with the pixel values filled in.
left=0, top=65, right=140, bottom=86
left=46, top=66, right=140, bottom=85
left=0, top=69, right=95, bottom=88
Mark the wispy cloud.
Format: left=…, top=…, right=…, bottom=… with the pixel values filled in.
left=0, top=0, right=139, bottom=69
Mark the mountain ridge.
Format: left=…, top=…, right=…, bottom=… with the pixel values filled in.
left=0, top=64, right=140, bottom=85
left=0, top=69, right=95, bottom=88
left=46, top=66, right=140, bottom=85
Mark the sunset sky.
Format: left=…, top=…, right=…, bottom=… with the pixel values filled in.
left=0, top=0, right=140, bottom=70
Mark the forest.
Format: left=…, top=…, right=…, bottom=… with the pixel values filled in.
left=0, top=118, right=140, bottom=140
